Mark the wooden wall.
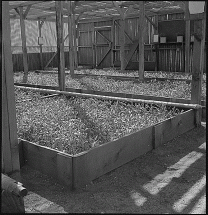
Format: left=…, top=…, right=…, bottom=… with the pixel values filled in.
left=11, top=12, right=206, bottom=73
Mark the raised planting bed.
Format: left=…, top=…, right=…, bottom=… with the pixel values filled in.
left=16, top=87, right=202, bottom=189
left=13, top=71, right=206, bottom=101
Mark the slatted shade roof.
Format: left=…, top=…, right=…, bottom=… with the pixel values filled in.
left=9, top=1, right=187, bottom=23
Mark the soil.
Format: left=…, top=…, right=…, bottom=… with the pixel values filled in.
left=11, top=122, right=206, bottom=213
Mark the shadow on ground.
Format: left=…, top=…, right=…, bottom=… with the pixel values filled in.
left=19, top=123, right=206, bottom=213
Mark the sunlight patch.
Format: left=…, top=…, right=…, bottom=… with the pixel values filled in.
left=130, top=190, right=147, bottom=207
left=173, top=175, right=206, bottom=213
left=189, top=193, right=206, bottom=214
left=143, top=151, right=203, bottom=195
left=198, top=142, right=206, bottom=150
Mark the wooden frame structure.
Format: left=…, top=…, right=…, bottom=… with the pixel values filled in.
left=16, top=85, right=201, bottom=189
left=3, top=1, right=206, bottom=176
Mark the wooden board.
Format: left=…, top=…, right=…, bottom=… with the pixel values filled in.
left=14, top=83, right=206, bottom=107
left=73, top=126, right=153, bottom=188
left=154, top=109, right=195, bottom=149
left=21, top=139, right=73, bottom=188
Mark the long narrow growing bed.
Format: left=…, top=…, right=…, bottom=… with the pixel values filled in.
left=14, top=70, right=206, bottom=100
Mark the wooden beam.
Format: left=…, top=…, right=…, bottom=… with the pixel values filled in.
left=200, top=2, right=206, bottom=74
left=114, top=20, right=133, bottom=43
left=112, top=1, right=125, bottom=19
left=67, top=1, right=75, bottom=76
left=191, top=33, right=202, bottom=104
left=9, top=1, right=45, bottom=10
left=138, top=1, right=145, bottom=80
left=185, top=1, right=190, bottom=73
left=145, top=14, right=157, bottom=30
left=120, top=19, right=125, bottom=71
left=38, top=19, right=44, bottom=70
left=111, top=19, right=115, bottom=67
left=55, top=1, right=65, bottom=91
left=2, top=1, right=20, bottom=174
left=23, top=5, right=32, bottom=19
left=44, top=34, right=69, bottom=69
left=19, top=6, right=29, bottom=83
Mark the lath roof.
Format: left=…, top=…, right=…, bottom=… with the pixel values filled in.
left=9, top=1, right=187, bottom=23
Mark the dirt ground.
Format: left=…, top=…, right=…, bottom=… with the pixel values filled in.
left=13, top=122, right=206, bottom=213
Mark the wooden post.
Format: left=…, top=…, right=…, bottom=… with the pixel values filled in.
left=185, top=1, right=191, bottom=73
left=139, top=1, right=145, bottom=80
left=55, top=1, right=65, bottom=91
left=111, top=19, right=115, bottom=67
left=200, top=2, right=206, bottom=74
left=154, top=15, right=159, bottom=71
left=19, top=6, right=29, bottom=83
left=67, top=0, right=74, bottom=77
left=190, top=3, right=206, bottom=105
left=120, top=18, right=125, bottom=71
left=191, top=31, right=202, bottom=104
left=2, top=1, right=20, bottom=174
left=38, top=19, right=44, bottom=70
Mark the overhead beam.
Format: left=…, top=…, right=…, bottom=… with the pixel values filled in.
left=9, top=1, right=45, bottom=10
left=19, top=6, right=29, bottom=83
left=138, top=1, right=145, bottom=81
left=55, top=1, right=65, bottom=91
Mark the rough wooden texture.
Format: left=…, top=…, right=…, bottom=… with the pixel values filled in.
left=55, top=1, right=65, bottom=91
left=154, top=109, right=195, bottom=149
left=2, top=1, right=20, bottom=174
left=38, top=19, right=44, bottom=70
left=67, top=1, right=75, bottom=76
left=185, top=1, right=190, bottom=73
left=19, top=6, right=29, bottom=83
left=191, top=37, right=202, bottom=104
left=138, top=1, right=145, bottom=80
left=73, top=126, right=153, bottom=188
left=21, top=139, right=73, bottom=188
left=120, top=19, right=125, bottom=71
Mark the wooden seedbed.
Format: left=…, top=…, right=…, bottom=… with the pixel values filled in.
left=18, top=85, right=201, bottom=190
left=14, top=83, right=206, bottom=119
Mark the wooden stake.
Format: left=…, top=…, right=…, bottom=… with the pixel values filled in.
left=185, top=1, right=190, bottom=73
left=19, top=6, right=29, bottom=83
left=2, top=1, right=20, bottom=174
left=55, top=1, right=65, bottom=91
left=139, top=1, right=145, bottom=80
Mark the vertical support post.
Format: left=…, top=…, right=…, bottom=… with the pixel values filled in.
left=185, top=1, right=190, bottom=73
left=19, top=6, right=29, bottom=83
left=139, top=1, right=145, bottom=80
left=92, top=24, right=96, bottom=68
left=191, top=34, right=202, bottom=104
left=111, top=19, right=115, bottom=67
left=73, top=16, right=78, bottom=69
left=2, top=1, right=20, bottom=174
left=55, top=1, right=65, bottom=91
left=38, top=19, right=44, bottom=70
left=154, top=15, right=159, bottom=71
left=120, top=18, right=125, bottom=71
left=67, top=0, right=74, bottom=77
left=200, top=2, right=206, bottom=74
